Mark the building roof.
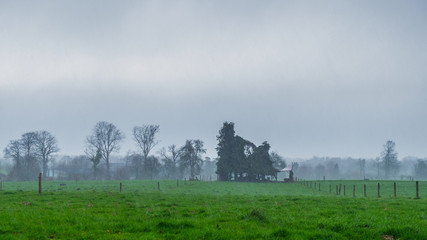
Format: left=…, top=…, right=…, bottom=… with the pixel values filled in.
left=280, top=166, right=293, bottom=172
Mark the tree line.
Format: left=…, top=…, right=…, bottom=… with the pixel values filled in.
left=2, top=121, right=208, bottom=181
left=294, top=140, right=427, bottom=180
left=3, top=121, right=426, bottom=181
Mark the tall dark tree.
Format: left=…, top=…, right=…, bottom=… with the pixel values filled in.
left=248, top=141, right=276, bottom=181
left=133, top=125, right=160, bottom=179
left=232, top=135, right=255, bottom=181
left=216, top=122, right=236, bottom=181
left=86, top=121, right=125, bottom=179
left=216, top=122, right=277, bottom=182
left=381, top=140, right=398, bottom=179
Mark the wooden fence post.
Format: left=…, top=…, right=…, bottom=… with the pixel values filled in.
left=343, top=185, right=346, bottom=196
left=394, top=182, right=396, bottom=198
left=157, top=182, right=160, bottom=191
left=416, top=181, right=419, bottom=199
left=353, top=185, right=355, bottom=197
left=364, top=184, right=367, bottom=197
left=38, top=173, right=42, bottom=195
left=377, top=183, right=380, bottom=198
left=120, top=182, right=122, bottom=193
left=339, top=184, right=342, bottom=195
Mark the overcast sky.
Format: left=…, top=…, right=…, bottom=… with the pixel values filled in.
left=1, top=0, right=427, bottom=159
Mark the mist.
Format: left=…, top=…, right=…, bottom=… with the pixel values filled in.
left=1, top=1, right=427, bottom=180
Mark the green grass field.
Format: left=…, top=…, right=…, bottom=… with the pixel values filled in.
left=1, top=180, right=426, bottom=239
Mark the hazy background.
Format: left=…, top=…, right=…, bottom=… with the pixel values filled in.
left=1, top=0, right=426, bottom=159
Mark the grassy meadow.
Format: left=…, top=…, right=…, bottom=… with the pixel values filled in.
left=0, top=180, right=426, bottom=239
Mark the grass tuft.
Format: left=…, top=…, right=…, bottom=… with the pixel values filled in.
left=242, top=208, right=268, bottom=223
left=271, top=228, right=290, bottom=238
left=156, top=221, right=194, bottom=233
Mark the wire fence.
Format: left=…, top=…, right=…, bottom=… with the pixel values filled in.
left=296, top=178, right=425, bottom=198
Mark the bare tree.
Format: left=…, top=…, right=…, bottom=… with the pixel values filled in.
left=381, top=140, right=398, bottom=179
left=179, top=139, right=206, bottom=180
left=160, top=144, right=182, bottom=179
left=86, top=121, right=125, bottom=179
left=35, top=131, right=59, bottom=178
left=3, top=132, right=40, bottom=180
left=21, top=132, right=38, bottom=157
left=4, top=140, right=22, bottom=166
left=85, top=143, right=102, bottom=179
left=20, top=132, right=40, bottom=179
left=3, top=140, right=24, bottom=180
left=133, top=125, right=159, bottom=179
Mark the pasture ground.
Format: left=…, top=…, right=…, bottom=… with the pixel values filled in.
left=0, top=180, right=426, bottom=239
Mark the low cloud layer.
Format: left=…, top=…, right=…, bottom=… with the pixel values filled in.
left=1, top=0, right=427, bottom=158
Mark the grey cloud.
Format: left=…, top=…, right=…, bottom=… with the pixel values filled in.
left=1, top=0, right=427, bottom=159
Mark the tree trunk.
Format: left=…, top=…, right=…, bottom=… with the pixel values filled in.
left=93, top=165, right=97, bottom=180
left=106, top=153, right=110, bottom=180
left=43, top=160, right=48, bottom=179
